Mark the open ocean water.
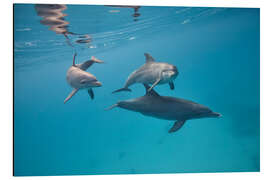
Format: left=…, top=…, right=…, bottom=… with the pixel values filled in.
left=14, top=4, right=260, bottom=176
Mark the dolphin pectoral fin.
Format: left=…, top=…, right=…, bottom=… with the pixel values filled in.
left=169, top=82, right=175, bottom=90
left=64, top=89, right=79, bottom=104
left=143, top=84, right=160, bottom=96
left=88, top=88, right=94, bottom=99
left=112, top=87, right=132, bottom=94
left=169, top=120, right=186, bottom=133
left=148, top=78, right=161, bottom=92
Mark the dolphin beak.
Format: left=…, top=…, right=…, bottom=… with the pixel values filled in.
left=95, top=81, right=102, bottom=87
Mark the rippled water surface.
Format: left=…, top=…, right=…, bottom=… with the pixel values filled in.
left=14, top=4, right=260, bottom=176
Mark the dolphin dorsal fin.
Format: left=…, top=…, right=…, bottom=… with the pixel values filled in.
left=144, top=53, right=155, bottom=63
left=143, top=84, right=160, bottom=96
left=72, top=53, right=77, bottom=66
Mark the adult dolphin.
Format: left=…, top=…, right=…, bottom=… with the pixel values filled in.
left=64, top=53, right=103, bottom=104
left=107, top=84, right=221, bottom=133
left=112, top=53, right=179, bottom=93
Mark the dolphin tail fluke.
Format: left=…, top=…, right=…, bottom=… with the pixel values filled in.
left=112, top=87, right=132, bottom=94
left=105, top=104, right=119, bottom=111
left=91, top=56, right=104, bottom=64
left=64, top=89, right=79, bottom=104
left=77, top=56, right=104, bottom=70
left=169, top=120, right=186, bottom=133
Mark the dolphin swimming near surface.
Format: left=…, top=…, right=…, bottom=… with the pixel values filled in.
left=112, top=53, right=179, bottom=93
left=64, top=53, right=103, bottom=104
left=107, top=84, right=221, bottom=133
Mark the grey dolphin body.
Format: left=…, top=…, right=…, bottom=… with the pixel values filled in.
left=112, top=53, right=179, bottom=93
left=64, top=53, right=103, bottom=104
left=107, top=84, right=221, bottom=133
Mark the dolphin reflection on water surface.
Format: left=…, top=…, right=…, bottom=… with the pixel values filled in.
left=35, top=4, right=91, bottom=46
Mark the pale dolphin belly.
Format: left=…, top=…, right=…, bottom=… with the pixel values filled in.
left=66, top=67, right=89, bottom=89
left=127, top=63, right=176, bottom=86
left=125, top=65, right=162, bottom=86
left=133, top=70, right=160, bottom=84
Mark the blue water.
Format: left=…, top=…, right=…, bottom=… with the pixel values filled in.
left=14, top=4, right=260, bottom=176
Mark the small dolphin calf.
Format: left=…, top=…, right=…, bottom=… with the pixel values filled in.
left=112, top=53, right=179, bottom=93
left=107, top=84, right=221, bottom=133
left=64, top=53, right=103, bottom=104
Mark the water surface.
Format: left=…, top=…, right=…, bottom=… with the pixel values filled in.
left=14, top=4, right=260, bottom=176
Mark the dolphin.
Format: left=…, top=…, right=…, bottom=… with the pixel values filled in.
left=107, top=84, right=221, bottom=133
left=112, top=53, right=179, bottom=93
left=64, top=53, right=103, bottom=104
